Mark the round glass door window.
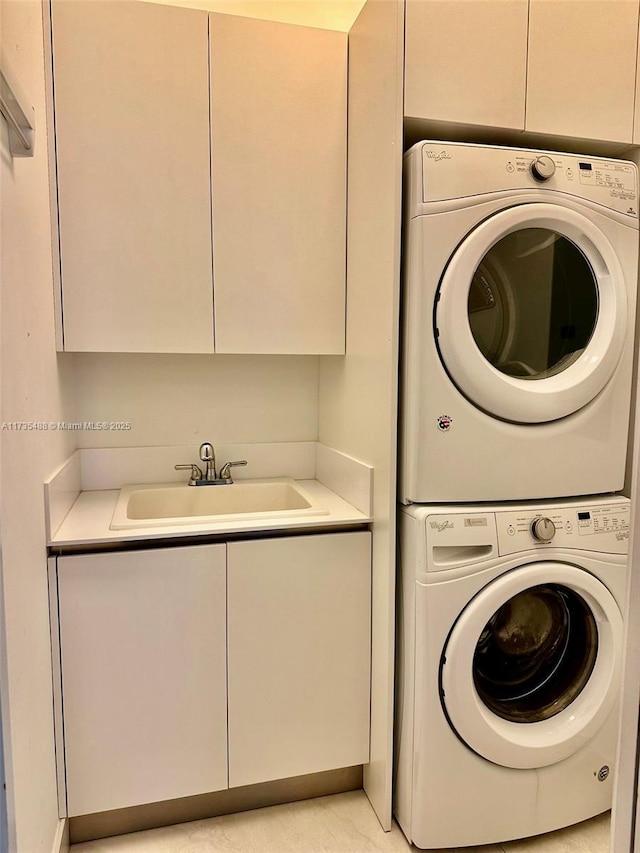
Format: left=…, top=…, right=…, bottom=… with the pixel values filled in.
left=435, top=204, right=627, bottom=424
left=473, top=584, right=598, bottom=723
left=439, top=561, right=623, bottom=768
left=468, top=229, right=599, bottom=381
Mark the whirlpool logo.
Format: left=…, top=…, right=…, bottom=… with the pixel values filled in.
left=429, top=520, right=454, bottom=532
left=425, top=149, right=452, bottom=162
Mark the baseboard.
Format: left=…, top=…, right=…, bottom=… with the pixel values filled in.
left=69, top=765, right=363, bottom=844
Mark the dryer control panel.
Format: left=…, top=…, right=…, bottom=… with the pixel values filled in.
left=496, top=501, right=630, bottom=556
left=404, top=141, right=639, bottom=221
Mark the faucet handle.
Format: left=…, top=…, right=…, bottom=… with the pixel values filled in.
left=219, top=460, right=248, bottom=482
left=175, top=463, right=203, bottom=485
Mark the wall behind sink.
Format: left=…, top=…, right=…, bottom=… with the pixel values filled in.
left=62, top=353, right=320, bottom=448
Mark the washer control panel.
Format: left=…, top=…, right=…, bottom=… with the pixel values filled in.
left=496, top=501, right=630, bottom=556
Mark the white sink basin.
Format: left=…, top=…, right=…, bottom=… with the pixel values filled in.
left=109, top=478, right=328, bottom=530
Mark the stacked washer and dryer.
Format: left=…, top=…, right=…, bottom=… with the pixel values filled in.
left=395, top=142, right=639, bottom=848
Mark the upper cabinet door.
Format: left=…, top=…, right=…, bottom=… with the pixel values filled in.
left=210, top=14, right=347, bottom=354
left=527, top=0, right=640, bottom=143
left=52, top=1, right=214, bottom=352
left=404, top=0, right=528, bottom=130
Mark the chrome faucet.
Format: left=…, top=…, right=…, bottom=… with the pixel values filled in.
left=175, top=442, right=247, bottom=485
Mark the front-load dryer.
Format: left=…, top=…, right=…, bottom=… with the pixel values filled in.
left=399, top=141, right=639, bottom=503
left=394, top=496, right=630, bottom=849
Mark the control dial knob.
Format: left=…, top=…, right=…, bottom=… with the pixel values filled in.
left=531, top=516, right=556, bottom=543
left=530, top=156, right=556, bottom=182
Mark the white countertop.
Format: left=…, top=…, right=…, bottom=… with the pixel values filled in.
left=49, top=479, right=371, bottom=548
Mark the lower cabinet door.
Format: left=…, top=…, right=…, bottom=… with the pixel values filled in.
left=57, top=544, right=227, bottom=816
left=227, top=532, right=372, bottom=787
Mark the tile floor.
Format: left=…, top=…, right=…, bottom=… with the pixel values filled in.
left=70, top=790, right=611, bottom=853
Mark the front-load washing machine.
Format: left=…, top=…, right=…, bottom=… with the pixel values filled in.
left=394, top=496, right=630, bottom=849
left=399, top=141, right=639, bottom=504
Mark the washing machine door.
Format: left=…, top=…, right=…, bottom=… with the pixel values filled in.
left=435, top=203, right=628, bottom=423
left=440, top=562, right=623, bottom=769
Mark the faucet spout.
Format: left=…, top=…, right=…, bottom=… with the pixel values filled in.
left=199, top=442, right=217, bottom=481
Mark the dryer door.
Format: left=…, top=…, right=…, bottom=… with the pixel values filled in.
left=440, top=562, right=623, bottom=769
left=435, top=203, right=628, bottom=423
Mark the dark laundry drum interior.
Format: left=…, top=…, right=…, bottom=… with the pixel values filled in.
left=473, top=584, right=599, bottom=723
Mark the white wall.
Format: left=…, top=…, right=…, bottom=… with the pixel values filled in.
left=0, top=2, right=76, bottom=850
left=613, top=440, right=640, bottom=853
left=613, top=146, right=640, bottom=853
left=141, top=0, right=365, bottom=30
left=64, top=354, right=319, bottom=449
left=318, top=0, right=404, bottom=829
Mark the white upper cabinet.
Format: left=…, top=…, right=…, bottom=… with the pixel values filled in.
left=404, top=0, right=640, bottom=145
left=210, top=14, right=347, bottom=354
left=527, top=0, right=640, bottom=143
left=404, top=0, right=528, bottom=130
left=51, top=1, right=214, bottom=353
left=50, top=3, right=347, bottom=354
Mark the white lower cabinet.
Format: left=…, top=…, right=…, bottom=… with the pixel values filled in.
left=56, top=544, right=228, bottom=816
left=52, top=531, right=371, bottom=816
left=227, top=532, right=372, bottom=788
